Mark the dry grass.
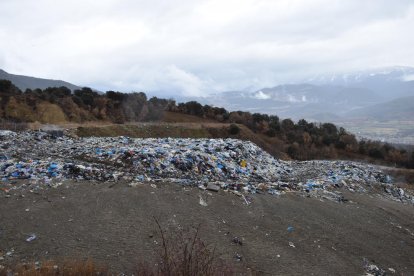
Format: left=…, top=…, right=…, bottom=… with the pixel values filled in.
left=4, top=97, right=35, bottom=122
left=36, top=102, right=67, bottom=124
left=384, top=168, right=414, bottom=187
left=0, top=259, right=107, bottom=276
left=76, top=123, right=212, bottom=138
left=0, top=220, right=235, bottom=275
left=161, top=111, right=216, bottom=123
left=0, top=120, right=30, bottom=131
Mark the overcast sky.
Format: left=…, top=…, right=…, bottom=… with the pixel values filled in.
left=1, top=0, right=413, bottom=96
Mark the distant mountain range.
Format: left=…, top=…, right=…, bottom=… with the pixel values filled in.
left=306, top=66, right=414, bottom=101
left=178, top=66, right=414, bottom=122
left=0, top=69, right=80, bottom=91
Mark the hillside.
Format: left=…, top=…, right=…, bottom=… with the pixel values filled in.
left=348, top=96, right=414, bottom=121
left=0, top=69, right=80, bottom=91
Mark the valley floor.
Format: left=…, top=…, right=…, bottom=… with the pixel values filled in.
left=335, top=120, right=414, bottom=145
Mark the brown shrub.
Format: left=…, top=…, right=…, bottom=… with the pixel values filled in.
left=135, top=218, right=234, bottom=276
left=4, top=96, right=35, bottom=122
left=36, top=102, right=67, bottom=124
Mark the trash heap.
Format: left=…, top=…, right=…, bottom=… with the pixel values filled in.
left=0, top=131, right=291, bottom=188
left=82, top=137, right=291, bottom=184
left=0, top=130, right=412, bottom=203
left=288, top=160, right=407, bottom=202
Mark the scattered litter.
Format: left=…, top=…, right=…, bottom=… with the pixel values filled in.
left=242, top=195, right=251, bottom=205
left=6, top=249, right=14, bottom=257
left=232, top=237, right=243, bottom=245
left=26, top=233, right=37, bottom=242
left=0, top=130, right=16, bottom=137
left=199, top=196, right=208, bottom=207
left=363, top=258, right=386, bottom=276
left=128, top=182, right=141, bottom=187
left=289, top=242, right=295, bottom=248
left=234, top=254, right=242, bottom=261
left=287, top=226, right=294, bottom=232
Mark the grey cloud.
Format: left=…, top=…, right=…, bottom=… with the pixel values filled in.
left=0, top=0, right=413, bottom=96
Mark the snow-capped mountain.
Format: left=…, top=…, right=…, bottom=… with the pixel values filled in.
left=306, top=66, right=414, bottom=101
left=307, top=66, right=414, bottom=86
left=177, top=66, right=414, bottom=121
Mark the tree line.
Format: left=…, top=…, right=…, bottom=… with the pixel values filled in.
left=0, top=80, right=172, bottom=123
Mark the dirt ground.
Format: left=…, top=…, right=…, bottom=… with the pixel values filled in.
left=1, top=181, right=413, bottom=275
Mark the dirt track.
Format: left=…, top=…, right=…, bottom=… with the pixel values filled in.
left=1, top=181, right=414, bottom=275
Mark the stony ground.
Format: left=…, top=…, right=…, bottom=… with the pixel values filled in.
left=1, top=181, right=413, bottom=275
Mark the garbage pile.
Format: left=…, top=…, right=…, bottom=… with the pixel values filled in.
left=288, top=160, right=409, bottom=202
left=0, top=130, right=291, bottom=188
left=0, top=130, right=412, bottom=203
left=84, top=136, right=292, bottom=184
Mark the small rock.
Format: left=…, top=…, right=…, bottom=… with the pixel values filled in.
left=206, top=183, right=220, bottom=192
left=232, top=236, right=243, bottom=245
left=199, top=196, right=208, bottom=207
left=235, top=254, right=242, bottom=261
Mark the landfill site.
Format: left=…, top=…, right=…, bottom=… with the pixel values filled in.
left=1, top=130, right=414, bottom=275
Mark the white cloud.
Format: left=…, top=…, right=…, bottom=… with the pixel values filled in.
left=402, top=74, right=414, bottom=82
left=0, top=0, right=413, bottom=96
left=165, top=65, right=209, bottom=97
left=254, top=91, right=271, bottom=100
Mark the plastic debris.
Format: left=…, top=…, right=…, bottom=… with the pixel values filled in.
left=26, top=233, right=37, bottom=242
left=0, top=131, right=411, bottom=204
left=242, top=194, right=252, bottom=205
left=363, top=258, right=386, bottom=276
left=199, top=196, right=208, bottom=207
left=206, top=183, right=220, bottom=192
